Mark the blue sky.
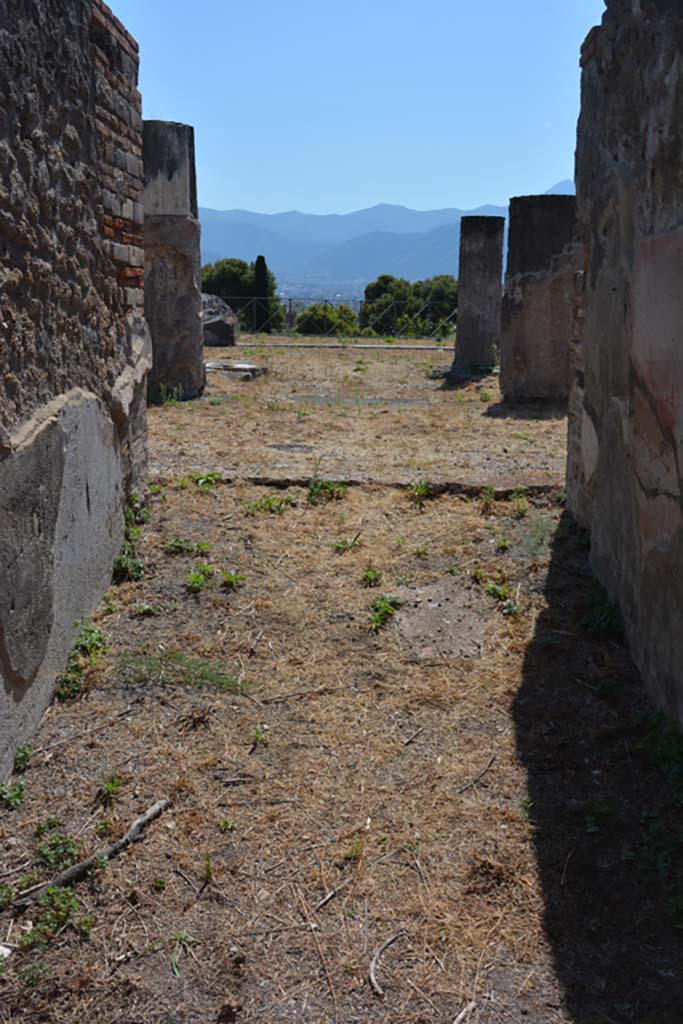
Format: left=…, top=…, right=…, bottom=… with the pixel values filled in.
left=110, top=0, right=605, bottom=214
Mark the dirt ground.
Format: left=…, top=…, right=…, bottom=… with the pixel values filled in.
left=2, top=344, right=682, bottom=1024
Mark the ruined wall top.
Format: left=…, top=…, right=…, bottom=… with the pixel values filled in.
left=143, top=121, right=198, bottom=219
left=460, top=215, right=506, bottom=239
left=506, top=195, right=576, bottom=278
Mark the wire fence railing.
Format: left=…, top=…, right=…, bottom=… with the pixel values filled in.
left=214, top=295, right=458, bottom=340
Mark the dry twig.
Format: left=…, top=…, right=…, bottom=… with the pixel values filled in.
left=15, top=799, right=171, bottom=912
left=457, top=753, right=496, bottom=794
left=368, top=929, right=406, bottom=997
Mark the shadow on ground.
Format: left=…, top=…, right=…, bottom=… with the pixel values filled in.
left=514, top=513, right=683, bottom=1023
left=486, top=399, right=568, bottom=420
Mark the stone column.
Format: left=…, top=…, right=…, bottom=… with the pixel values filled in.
left=450, top=216, right=505, bottom=377
left=500, top=195, right=576, bottom=401
left=143, top=121, right=205, bottom=402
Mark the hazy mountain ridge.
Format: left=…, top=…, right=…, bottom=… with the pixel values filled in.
left=199, top=181, right=575, bottom=296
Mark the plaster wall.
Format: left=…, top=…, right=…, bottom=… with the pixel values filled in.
left=567, top=0, right=683, bottom=716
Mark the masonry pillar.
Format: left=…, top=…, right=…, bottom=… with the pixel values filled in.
left=449, top=216, right=505, bottom=378
left=143, top=121, right=205, bottom=402
left=500, top=195, right=577, bottom=401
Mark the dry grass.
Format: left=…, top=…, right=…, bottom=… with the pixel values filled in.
left=1, top=347, right=679, bottom=1023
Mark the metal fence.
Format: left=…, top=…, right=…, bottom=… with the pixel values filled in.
left=214, top=295, right=458, bottom=340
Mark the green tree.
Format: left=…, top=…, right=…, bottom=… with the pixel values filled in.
left=201, top=256, right=283, bottom=333
left=252, top=254, right=276, bottom=332
left=295, top=302, right=358, bottom=337
left=359, top=274, right=458, bottom=338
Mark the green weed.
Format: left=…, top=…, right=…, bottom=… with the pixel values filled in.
left=408, top=480, right=433, bottom=508
left=334, top=533, right=363, bottom=554
left=171, top=930, right=199, bottom=978
left=97, top=772, right=123, bottom=808
left=117, top=650, right=241, bottom=692
left=0, top=778, right=24, bottom=810
left=193, top=471, right=222, bottom=492
left=18, top=963, right=48, bottom=988
left=307, top=460, right=347, bottom=505
left=512, top=486, right=528, bottom=519
left=55, top=620, right=108, bottom=702
left=250, top=723, right=269, bottom=747
left=219, top=818, right=237, bottom=834
left=35, top=814, right=60, bottom=837
left=246, top=495, right=294, bottom=515
left=479, top=389, right=492, bottom=403
left=130, top=603, right=158, bottom=619
left=14, top=744, right=33, bottom=774
left=164, top=537, right=211, bottom=556
left=222, top=570, right=246, bottom=591
left=361, top=567, right=382, bottom=588
left=496, top=535, right=510, bottom=553
left=36, top=834, right=82, bottom=872
left=159, top=382, right=182, bottom=406
left=186, top=564, right=215, bottom=593
left=485, top=582, right=510, bottom=602
left=481, top=485, right=495, bottom=513
left=112, top=552, right=145, bottom=583
left=369, top=594, right=403, bottom=633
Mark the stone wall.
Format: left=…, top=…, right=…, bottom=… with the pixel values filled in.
left=450, top=216, right=504, bottom=376
left=501, top=196, right=576, bottom=401
left=143, top=120, right=204, bottom=402
left=567, top=0, right=683, bottom=717
left=0, top=0, right=150, bottom=778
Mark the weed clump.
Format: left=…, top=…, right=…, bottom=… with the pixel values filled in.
left=113, top=493, right=149, bottom=583
left=186, top=563, right=215, bottom=594
left=193, top=471, right=222, bottom=492
left=164, top=537, right=211, bottom=556
left=408, top=480, right=434, bottom=509
left=246, top=495, right=294, bottom=515
left=36, top=833, right=83, bottom=872
left=307, top=460, right=347, bottom=505
left=54, top=620, right=108, bottom=702
left=0, top=777, right=24, bottom=811
left=334, top=533, right=363, bottom=554
left=361, top=567, right=382, bottom=588
left=117, top=650, right=241, bottom=693
left=369, top=594, right=403, bottom=633
left=19, top=887, right=79, bottom=950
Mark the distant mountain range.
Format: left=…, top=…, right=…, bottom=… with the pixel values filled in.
left=199, top=180, right=575, bottom=298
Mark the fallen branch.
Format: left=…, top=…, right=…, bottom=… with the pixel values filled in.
left=14, top=799, right=171, bottom=912
left=369, top=930, right=406, bottom=997
left=457, top=753, right=496, bottom=794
